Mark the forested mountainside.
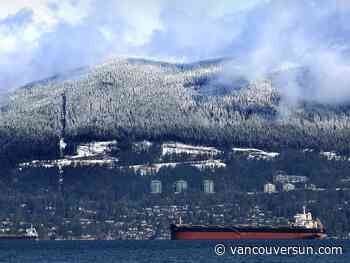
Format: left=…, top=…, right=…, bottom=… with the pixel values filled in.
left=1, top=57, right=350, bottom=164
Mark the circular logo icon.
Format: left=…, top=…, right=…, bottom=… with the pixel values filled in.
left=214, top=244, right=226, bottom=256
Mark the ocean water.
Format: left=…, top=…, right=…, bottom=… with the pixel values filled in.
left=0, top=240, right=348, bottom=263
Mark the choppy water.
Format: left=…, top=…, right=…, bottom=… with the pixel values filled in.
left=0, top=240, right=348, bottom=263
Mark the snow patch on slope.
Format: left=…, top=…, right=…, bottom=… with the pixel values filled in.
left=19, top=140, right=119, bottom=169
left=233, top=147, right=280, bottom=160
left=162, top=142, right=222, bottom=157
left=73, top=141, right=117, bottom=159
left=127, top=159, right=226, bottom=175
left=320, top=151, right=349, bottom=161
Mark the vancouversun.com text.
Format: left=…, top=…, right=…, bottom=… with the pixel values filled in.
left=214, top=244, right=343, bottom=256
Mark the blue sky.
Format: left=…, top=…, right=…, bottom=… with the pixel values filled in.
left=1, top=0, right=350, bottom=102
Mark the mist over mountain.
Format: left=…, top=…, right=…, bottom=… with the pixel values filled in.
left=1, top=57, right=350, bottom=164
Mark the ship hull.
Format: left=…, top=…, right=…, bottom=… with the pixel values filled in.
left=171, top=225, right=326, bottom=240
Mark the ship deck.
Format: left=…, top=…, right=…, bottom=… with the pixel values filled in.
left=171, top=224, right=324, bottom=233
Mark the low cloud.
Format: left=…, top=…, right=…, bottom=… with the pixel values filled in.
left=221, top=0, right=350, bottom=104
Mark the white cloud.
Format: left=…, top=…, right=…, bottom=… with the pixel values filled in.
left=0, top=0, right=265, bottom=58
left=58, top=0, right=167, bottom=54
left=0, top=0, right=92, bottom=54
left=0, top=1, right=56, bottom=28
left=0, top=33, right=17, bottom=53
left=0, top=0, right=91, bottom=26
left=52, top=0, right=92, bottom=26
left=0, top=0, right=349, bottom=107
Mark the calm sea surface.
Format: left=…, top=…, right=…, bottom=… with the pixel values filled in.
left=0, top=240, right=348, bottom=263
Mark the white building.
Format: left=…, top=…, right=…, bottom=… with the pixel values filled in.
left=282, top=183, right=295, bottom=192
left=174, top=180, right=188, bottom=194
left=273, top=173, right=308, bottom=184
left=150, top=180, right=162, bottom=194
left=203, top=180, right=215, bottom=194
left=264, top=183, right=277, bottom=193
left=305, top=184, right=317, bottom=191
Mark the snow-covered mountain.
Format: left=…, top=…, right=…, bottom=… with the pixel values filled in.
left=1, top=57, right=350, bottom=162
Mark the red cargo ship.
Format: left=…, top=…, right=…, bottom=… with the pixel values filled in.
left=171, top=208, right=326, bottom=240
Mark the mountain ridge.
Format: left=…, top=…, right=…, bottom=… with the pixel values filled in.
left=1, top=57, right=350, bottom=164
